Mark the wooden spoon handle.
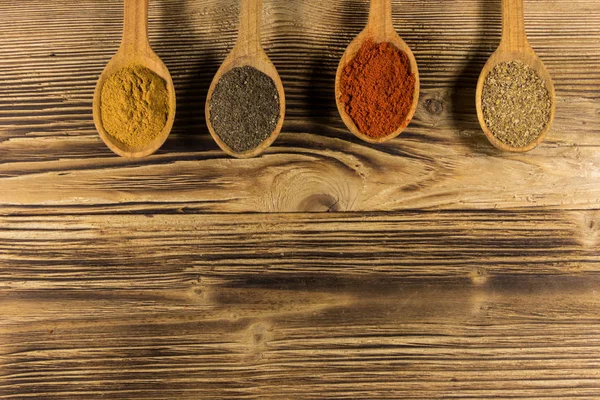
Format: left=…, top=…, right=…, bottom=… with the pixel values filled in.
left=121, top=0, right=150, bottom=53
left=500, top=0, right=529, bottom=51
left=235, top=0, right=263, bottom=56
left=368, top=0, right=393, bottom=39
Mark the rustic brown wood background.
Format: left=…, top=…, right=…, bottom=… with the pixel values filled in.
left=2, top=0, right=600, bottom=398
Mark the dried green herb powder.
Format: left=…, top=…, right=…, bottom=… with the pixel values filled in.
left=482, top=60, right=552, bottom=148
left=209, top=66, right=280, bottom=153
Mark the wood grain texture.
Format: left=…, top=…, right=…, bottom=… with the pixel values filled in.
left=0, top=0, right=599, bottom=212
left=2, top=0, right=600, bottom=398
left=2, top=211, right=600, bottom=399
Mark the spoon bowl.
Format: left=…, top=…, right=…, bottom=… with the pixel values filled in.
left=205, top=0, right=285, bottom=159
left=475, top=0, right=555, bottom=152
left=335, top=0, right=420, bottom=144
left=93, top=0, right=176, bottom=159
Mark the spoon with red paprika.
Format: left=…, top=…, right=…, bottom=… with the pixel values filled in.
left=335, top=0, right=420, bottom=144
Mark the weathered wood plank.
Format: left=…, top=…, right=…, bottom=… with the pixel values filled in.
left=2, top=211, right=600, bottom=399
left=1, top=211, right=599, bottom=284
left=2, top=0, right=600, bottom=398
left=1, top=124, right=600, bottom=212
left=1, top=0, right=599, bottom=212
left=4, top=280, right=600, bottom=399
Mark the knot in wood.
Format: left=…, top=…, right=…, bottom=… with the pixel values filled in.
left=425, top=98, right=444, bottom=115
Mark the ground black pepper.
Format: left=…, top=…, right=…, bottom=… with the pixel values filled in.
left=209, top=66, right=280, bottom=153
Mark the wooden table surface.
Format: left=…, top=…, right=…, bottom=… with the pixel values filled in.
left=2, top=0, right=600, bottom=398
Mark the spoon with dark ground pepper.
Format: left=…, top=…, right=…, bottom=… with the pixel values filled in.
left=205, top=0, right=285, bottom=159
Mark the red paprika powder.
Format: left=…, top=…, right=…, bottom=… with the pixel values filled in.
left=339, top=40, right=416, bottom=139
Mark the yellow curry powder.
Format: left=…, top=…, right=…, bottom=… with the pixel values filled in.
left=100, top=65, right=169, bottom=149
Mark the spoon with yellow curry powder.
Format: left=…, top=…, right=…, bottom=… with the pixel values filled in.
left=93, top=0, right=176, bottom=158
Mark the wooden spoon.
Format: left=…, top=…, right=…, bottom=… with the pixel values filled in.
left=335, top=0, right=420, bottom=144
left=205, top=0, right=285, bottom=159
left=476, top=0, right=556, bottom=152
left=93, top=0, right=176, bottom=158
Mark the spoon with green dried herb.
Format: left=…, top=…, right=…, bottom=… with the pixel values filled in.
left=476, top=0, right=556, bottom=152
